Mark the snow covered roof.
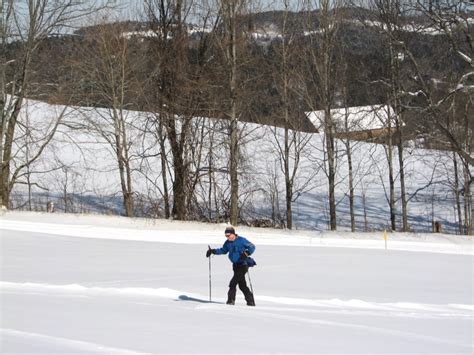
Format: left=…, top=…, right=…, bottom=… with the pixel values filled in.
left=305, top=105, right=399, bottom=133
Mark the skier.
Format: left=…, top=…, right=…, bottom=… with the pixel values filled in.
left=206, top=226, right=256, bottom=306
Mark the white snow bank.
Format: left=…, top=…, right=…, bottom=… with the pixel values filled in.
left=1, top=211, right=472, bottom=255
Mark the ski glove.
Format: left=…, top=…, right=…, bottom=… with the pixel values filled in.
left=238, top=251, right=249, bottom=261
left=206, top=249, right=216, bottom=258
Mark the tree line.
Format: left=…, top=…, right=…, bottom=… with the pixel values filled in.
left=1, top=0, right=472, bottom=234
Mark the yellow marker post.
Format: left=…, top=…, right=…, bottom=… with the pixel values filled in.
left=383, top=229, right=388, bottom=250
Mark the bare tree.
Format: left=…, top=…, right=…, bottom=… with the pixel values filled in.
left=412, top=0, right=472, bottom=234
left=346, top=0, right=472, bottom=233
left=143, top=0, right=217, bottom=220
left=156, top=117, right=172, bottom=218
left=303, top=0, right=344, bottom=230
left=0, top=0, right=109, bottom=208
left=342, top=107, right=356, bottom=231
left=218, top=0, right=247, bottom=225
left=268, top=0, right=311, bottom=229
left=74, top=21, right=143, bottom=217
left=413, top=0, right=474, bottom=168
left=338, top=54, right=357, bottom=231
left=363, top=0, right=409, bottom=231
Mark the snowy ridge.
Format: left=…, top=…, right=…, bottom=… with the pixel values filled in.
left=2, top=281, right=472, bottom=320
left=1, top=216, right=472, bottom=255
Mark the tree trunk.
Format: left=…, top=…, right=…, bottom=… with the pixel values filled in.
left=166, top=115, right=187, bottom=220
left=226, top=0, right=239, bottom=226
left=283, top=87, right=292, bottom=229
left=386, top=114, right=396, bottom=231
left=230, top=111, right=239, bottom=225
left=346, top=140, right=355, bottom=232
left=122, top=115, right=134, bottom=218
left=464, top=163, right=472, bottom=235
left=1, top=97, right=22, bottom=208
left=320, top=0, right=337, bottom=230
left=0, top=0, right=6, bottom=207
left=343, top=102, right=355, bottom=232
left=158, top=120, right=171, bottom=219
left=397, top=137, right=407, bottom=231
left=362, top=187, right=368, bottom=232
left=112, top=106, right=134, bottom=218
left=453, top=152, right=463, bottom=234
left=172, top=155, right=187, bottom=220
left=281, top=2, right=294, bottom=230
left=208, top=136, right=213, bottom=221
left=115, top=134, right=133, bottom=217
left=326, top=118, right=337, bottom=231
left=285, top=137, right=293, bottom=230
left=389, top=35, right=407, bottom=232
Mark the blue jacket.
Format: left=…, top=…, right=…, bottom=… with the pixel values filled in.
left=215, top=235, right=255, bottom=265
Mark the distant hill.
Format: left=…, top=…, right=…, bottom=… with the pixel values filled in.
left=4, top=9, right=473, bottom=146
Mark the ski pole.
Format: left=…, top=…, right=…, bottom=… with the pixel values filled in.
left=247, top=267, right=254, bottom=297
left=208, top=245, right=212, bottom=303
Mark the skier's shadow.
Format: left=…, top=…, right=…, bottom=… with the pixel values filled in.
left=177, top=295, right=223, bottom=304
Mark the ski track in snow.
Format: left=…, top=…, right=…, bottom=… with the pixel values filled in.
left=1, top=281, right=472, bottom=320
left=0, top=328, right=146, bottom=354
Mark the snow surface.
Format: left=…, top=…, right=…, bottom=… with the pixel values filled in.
left=306, top=105, right=397, bottom=132
left=1, top=211, right=473, bottom=353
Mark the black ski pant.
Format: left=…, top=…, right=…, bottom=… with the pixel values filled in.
left=227, top=263, right=254, bottom=305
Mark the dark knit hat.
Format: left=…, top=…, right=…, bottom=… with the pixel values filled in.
left=224, top=226, right=236, bottom=235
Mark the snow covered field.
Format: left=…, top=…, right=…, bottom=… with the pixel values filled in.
left=1, top=211, right=473, bottom=354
